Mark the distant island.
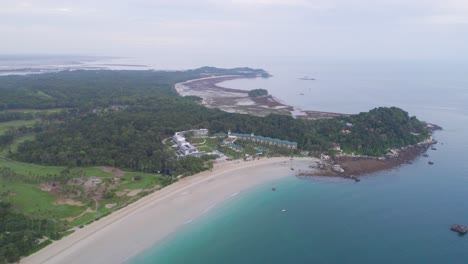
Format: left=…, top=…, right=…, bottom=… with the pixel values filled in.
left=0, top=67, right=438, bottom=262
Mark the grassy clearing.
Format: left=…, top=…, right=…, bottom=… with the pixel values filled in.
left=0, top=180, right=84, bottom=218
left=190, top=137, right=222, bottom=153
left=0, top=119, right=39, bottom=135
left=190, top=138, right=206, bottom=145
left=0, top=108, right=68, bottom=114
left=206, top=137, right=222, bottom=148
left=69, top=173, right=166, bottom=227
left=71, top=212, right=98, bottom=227
left=0, top=156, right=111, bottom=178
left=118, top=172, right=164, bottom=191
left=198, top=146, right=213, bottom=152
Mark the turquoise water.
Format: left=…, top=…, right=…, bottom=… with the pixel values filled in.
left=130, top=59, right=468, bottom=263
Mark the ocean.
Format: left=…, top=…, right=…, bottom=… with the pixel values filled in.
left=127, top=57, right=468, bottom=263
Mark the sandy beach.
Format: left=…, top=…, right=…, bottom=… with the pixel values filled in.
left=23, top=157, right=319, bottom=264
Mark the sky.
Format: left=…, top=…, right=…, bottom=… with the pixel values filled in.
left=1, top=0, right=468, bottom=60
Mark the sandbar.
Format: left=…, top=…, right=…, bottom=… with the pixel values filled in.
left=176, top=75, right=344, bottom=119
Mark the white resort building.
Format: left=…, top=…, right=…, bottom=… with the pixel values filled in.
left=172, top=129, right=209, bottom=157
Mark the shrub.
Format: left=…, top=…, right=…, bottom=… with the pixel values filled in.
left=133, top=175, right=143, bottom=181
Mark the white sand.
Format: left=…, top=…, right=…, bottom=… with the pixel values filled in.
left=23, top=157, right=318, bottom=264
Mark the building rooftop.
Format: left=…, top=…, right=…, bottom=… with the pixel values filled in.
left=229, top=133, right=297, bottom=146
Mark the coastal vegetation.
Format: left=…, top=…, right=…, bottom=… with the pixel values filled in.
left=0, top=68, right=431, bottom=260
left=248, top=89, right=268, bottom=97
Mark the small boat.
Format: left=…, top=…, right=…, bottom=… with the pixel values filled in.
left=272, top=187, right=276, bottom=191
left=428, top=161, right=434, bottom=165
left=299, top=76, right=315, bottom=81
left=431, top=147, right=437, bottom=150
left=451, top=224, right=468, bottom=235
left=423, top=153, right=429, bottom=157
left=300, top=93, right=304, bottom=95
left=282, top=209, right=286, bottom=212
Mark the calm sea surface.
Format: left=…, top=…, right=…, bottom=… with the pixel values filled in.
left=127, top=58, right=468, bottom=264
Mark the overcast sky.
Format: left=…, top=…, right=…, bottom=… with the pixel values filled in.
left=2, top=0, right=468, bottom=60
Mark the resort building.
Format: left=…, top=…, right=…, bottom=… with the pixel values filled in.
left=228, top=132, right=298, bottom=149
left=192, top=128, right=209, bottom=138
left=332, top=144, right=342, bottom=153
left=178, top=142, right=198, bottom=156
left=172, top=129, right=210, bottom=157
left=217, top=131, right=298, bottom=150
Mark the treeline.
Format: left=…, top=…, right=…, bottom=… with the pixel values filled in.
left=0, top=67, right=269, bottom=110
left=0, top=126, right=37, bottom=148
left=0, top=112, right=35, bottom=122
left=0, top=167, right=84, bottom=185
left=12, top=94, right=429, bottom=171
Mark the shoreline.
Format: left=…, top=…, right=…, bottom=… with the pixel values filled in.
left=298, top=134, right=439, bottom=179
left=22, top=157, right=320, bottom=264
left=176, top=75, right=344, bottom=119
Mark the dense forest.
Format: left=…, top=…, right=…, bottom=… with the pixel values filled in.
left=10, top=101, right=429, bottom=171
left=0, top=201, right=60, bottom=263
left=0, top=67, right=269, bottom=110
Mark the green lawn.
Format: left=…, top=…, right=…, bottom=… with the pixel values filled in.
left=0, top=119, right=39, bottom=135
left=190, top=138, right=206, bottom=145
left=0, top=156, right=111, bottom=178
left=0, top=108, right=68, bottom=114
left=191, top=137, right=222, bottom=153
left=0, top=180, right=85, bottom=218
left=118, top=172, right=164, bottom=190
left=198, top=146, right=213, bottom=152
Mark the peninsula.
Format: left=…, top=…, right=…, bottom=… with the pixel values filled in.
left=175, top=75, right=342, bottom=119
